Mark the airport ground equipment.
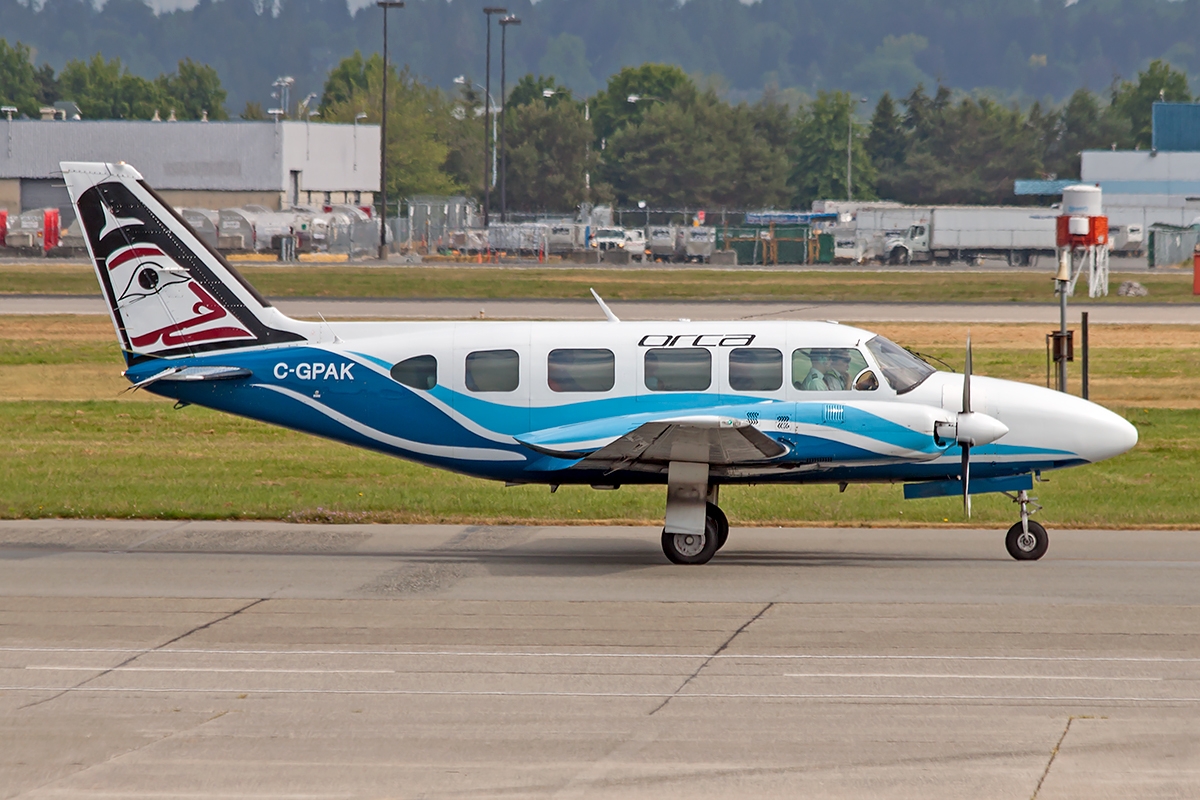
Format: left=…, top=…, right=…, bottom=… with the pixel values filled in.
left=882, top=206, right=1058, bottom=266
left=648, top=226, right=682, bottom=261
left=684, top=226, right=715, bottom=262
left=62, top=161, right=1140, bottom=565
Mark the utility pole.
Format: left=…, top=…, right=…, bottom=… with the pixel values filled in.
left=377, top=1, right=404, bottom=260
left=482, top=7, right=506, bottom=228
left=499, top=14, right=520, bottom=222
left=847, top=96, right=867, bottom=201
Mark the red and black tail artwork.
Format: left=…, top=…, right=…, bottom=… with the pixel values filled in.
left=62, top=162, right=307, bottom=364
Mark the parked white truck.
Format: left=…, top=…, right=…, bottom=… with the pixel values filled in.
left=881, top=206, right=1058, bottom=266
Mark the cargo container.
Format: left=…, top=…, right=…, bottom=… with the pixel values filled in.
left=684, top=227, right=715, bottom=262
left=181, top=209, right=220, bottom=250
left=217, top=208, right=257, bottom=251
left=648, top=226, right=682, bottom=261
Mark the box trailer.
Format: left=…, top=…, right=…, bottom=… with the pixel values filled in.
left=882, top=206, right=1058, bottom=266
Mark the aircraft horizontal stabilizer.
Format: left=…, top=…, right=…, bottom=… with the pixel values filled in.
left=128, top=365, right=252, bottom=389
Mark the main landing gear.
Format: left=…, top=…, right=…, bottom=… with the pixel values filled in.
left=1003, top=489, right=1048, bottom=560
left=661, top=501, right=728, bottom=565
left=660, top=462, right=728, bottom=565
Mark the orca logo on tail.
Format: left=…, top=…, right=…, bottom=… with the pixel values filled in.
left=61, top=162, right=309, bottom=363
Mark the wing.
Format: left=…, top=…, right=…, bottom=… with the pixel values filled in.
left=517, top=415, right=789, bottom=474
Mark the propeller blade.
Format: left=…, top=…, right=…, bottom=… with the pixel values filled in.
left=962, top=333, right=972, bottom=414
left=961, top=443, right=971, bottom=518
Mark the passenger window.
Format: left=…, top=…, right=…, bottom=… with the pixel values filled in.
left=644, top=348, right=711, bottom=392
left=465, top=349, right=519, bottom=392
left=390, top=354, right=437, bottom=390
left=548, top=348, right=615, bottom=393
left=793, top=348, right=871, bottom=391
left=729, top=347, right=782, bottom=391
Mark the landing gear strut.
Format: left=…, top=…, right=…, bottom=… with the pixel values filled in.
left=1003, top=489, right=1048, bottom=560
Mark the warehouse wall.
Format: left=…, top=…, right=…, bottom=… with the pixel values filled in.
left=156, top=189, right=289, bottom=212
left=0, top=179, right=18, bottom=213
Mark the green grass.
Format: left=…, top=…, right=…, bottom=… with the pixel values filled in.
left=0, top=400, right=1190, bottom=528
left=1, top=264, right=1195, bottom=304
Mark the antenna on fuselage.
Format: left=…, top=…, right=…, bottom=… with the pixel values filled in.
left=589, top=288, right=620, bottom=323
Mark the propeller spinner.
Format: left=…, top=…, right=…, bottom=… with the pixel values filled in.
left=933, top=335, right=1009, bottom=517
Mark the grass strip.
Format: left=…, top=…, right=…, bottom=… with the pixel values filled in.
left=0, top=400, right=1186, bottom=528
left=0, top=263, right=1194, bottom=304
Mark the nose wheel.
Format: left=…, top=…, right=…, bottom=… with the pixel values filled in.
left=661, top=502, right=728, bottom=564
left=1003, top=489, right=1048, bottom=560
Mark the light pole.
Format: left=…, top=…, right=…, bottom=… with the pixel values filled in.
left=2, top=106, right=16, bottom=159
left=455, top=75, right=498, bottom=197
left=353, top=111, right=367, bottom=170
left=847, top=96, right=867, bottom=201
left=481, top=6, right=507, bottom=227
left=377, top=0, right=404, bottom=260
left=499, top=14, right=520, bottom=222
left=272, top=76, right=294, bottom=117
left=544, top=88, right=591, bottom=202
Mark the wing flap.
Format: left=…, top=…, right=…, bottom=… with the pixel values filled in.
left=518, top=415, right=788, bottom=470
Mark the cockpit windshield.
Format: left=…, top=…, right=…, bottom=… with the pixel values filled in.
left=865, top=335, right=935, bottom=394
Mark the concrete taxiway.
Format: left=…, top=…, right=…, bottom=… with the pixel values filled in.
left=1, top=520, right=1197, bottom=798
left=4, top=294, right=1200, bottom=324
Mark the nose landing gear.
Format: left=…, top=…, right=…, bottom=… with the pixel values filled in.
left=1003, top=489, right=1048, bottom=560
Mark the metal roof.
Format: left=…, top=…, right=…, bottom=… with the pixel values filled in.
left=0, top=119, right=380, bottom=192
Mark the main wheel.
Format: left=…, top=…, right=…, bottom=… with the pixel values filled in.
left=707, top=502, right=729, bottom=551
left=662, top=513, right=720, bottom=565
left=1005, top=520, right=1049, bottom=561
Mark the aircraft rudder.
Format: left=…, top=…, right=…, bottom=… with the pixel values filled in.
left=61, top=161, right=310, bottom=363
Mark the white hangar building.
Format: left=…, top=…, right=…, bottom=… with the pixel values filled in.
left=0, top=119, right=381, bottom=222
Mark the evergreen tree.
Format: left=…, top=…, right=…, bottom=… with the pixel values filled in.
left=1110, top=60, right=1191, bottom=149
left=790, top=91, right=875, bottom=207
left=505, top=100, right=596, bottom=211
left=0, top=40, right=42, bottom=117
left=866, top=92, right=907, bottom=197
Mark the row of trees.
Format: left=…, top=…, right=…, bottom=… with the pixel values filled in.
left=0, top=36, right=1191, bottom=212
left=0, top=40, right=228, bottom=121
left=328, top=55, right=1190, bottom=212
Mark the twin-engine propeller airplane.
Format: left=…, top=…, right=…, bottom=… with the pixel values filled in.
left=64, top=161, right=1139, bottom=564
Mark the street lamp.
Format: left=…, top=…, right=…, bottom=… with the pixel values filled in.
left=847, top=96, right=867, bottom=201
left=272, top=76, right=294, bottom=117
left=454, top=75, right=498, bottom=197
left=377, top=0, right=404, bottom=259
left=481, top=7, right=507, bottom=227
left=638, top=199, right=648, bottom=228
left=626, top=94, right=663, bottom=104
left=540, top=88, right=591, bottom=201
left=353, top=111, right=367, bottom=170
left=2, top=106, right=16, bottom=159
left=499, top=14, right=520, bottom=223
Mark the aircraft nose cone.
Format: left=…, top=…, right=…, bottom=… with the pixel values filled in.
left=1089, top=406, right=1139, bottom=462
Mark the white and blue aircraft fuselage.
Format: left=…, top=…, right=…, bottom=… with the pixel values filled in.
left=62, top=161, right=1138, bottom=564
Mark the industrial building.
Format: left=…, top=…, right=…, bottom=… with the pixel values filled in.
left=1015, top=102, right=1200, bottom=231
left=0, top=118, right=380, bottom=223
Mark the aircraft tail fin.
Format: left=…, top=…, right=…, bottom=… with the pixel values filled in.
left=61, top=161, right=311, bottom=364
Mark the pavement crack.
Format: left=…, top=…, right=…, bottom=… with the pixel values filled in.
left=648, top=601, right=774, bottom=716
left=18, top=598, right=267, bottom=710
left=1031, top=715, right=1079, bottom=800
